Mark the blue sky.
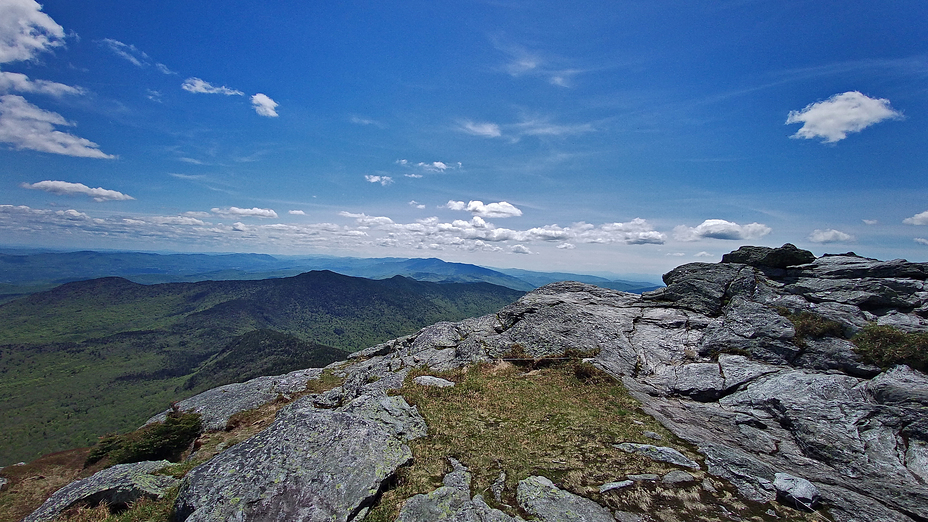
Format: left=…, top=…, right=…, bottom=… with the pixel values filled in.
left=1, top=0, right=927, bottom=276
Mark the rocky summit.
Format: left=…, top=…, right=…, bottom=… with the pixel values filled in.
left=24, top=245, right=928, bottom=522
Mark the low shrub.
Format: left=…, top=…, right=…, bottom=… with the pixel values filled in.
left=852, top=324, right=928, bottom=373
left=85, top=412, right=202, bottom=467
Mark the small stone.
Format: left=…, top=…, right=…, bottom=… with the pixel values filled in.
left=492, top=470, right=506, bottom=502
left=627, top=473, right=659, bottom=481
left=662, top=470, right=696, bottom=484
left=642, top=431, right=663, bottom=441
left=599, top=480, right=634, bottom=493
left=765, top=508, right=778, bottom=518
left=413, top=375, right=456, bottom=388
left=614, top=442, right=700, bottom=469
left=701, top=478, right=718, bottom=493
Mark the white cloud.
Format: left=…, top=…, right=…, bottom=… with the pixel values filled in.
left=557, top=243, right=575, bottom=250
left=694, top=251, right=713, bottom=257
left=231, top=222, right=247, bottom=232
left=666, top=252, right=685, bottom=257
left=903, top=211, right=928, bottom=226
left=673, top=219, right=771, bottom=241
left=459, top=120, right=502, bottom=138
left=578, top=218, right=666, bottom=245
left=510, top=244, right=533, bottom=254
left=444, top=200, right=523, bottom=218
left=786, top=91, right=902, bottom=143
left=405, top=174, right=423, bottom=179
left=808, top=229, right=855, bottom=243
left=0, top=71, right=83, bottom=96
left=365, top=175, right=393, bottom=186
left=338, top=211, right=394, bottom=226
left=0, top=94, right=115, bottom=158
left=915, top=238, right=928, bottom=246
left=0, top=0, right=66, bottom=64
left=155, top=63, right=175, bottom=75
left=862, top=219, right=878, bottom=225
left=211, top=206, right=278, bottom=218
left=251, top=93, right=278, bottom=117
left=408, top=200, right=426, bottom=209
left=181, top=77, right=243, bottom=96
left=289, top=210, right=306, bottom=215
left=21, top=180, right=133, bottom=201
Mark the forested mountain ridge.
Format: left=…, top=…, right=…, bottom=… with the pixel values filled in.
left=0, top=271, right=524, bottom=465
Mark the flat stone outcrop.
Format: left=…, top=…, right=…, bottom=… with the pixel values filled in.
left=173, top=393, right=423, bottom=522
left=146, top=367, right=324, bottom=430
left=24, top=461, right=177, bottom=522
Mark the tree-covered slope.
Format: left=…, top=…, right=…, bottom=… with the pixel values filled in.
left=0, top=271, right=524, bottom=465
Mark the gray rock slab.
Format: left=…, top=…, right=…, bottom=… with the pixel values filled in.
left=662, top=470, right=696, bottom=484
left=614, top=442, right=700, bottom=469
left=146, top=367, right=323, bottom=430
left=626, top=473, right=659, bottom=481
left=414, top=375, right=456, bottom=388
left=24, top=461, right=176, bottom=522
left=516, top=476, right=614, bottom=522
left=174, top=398, right=414, bottom=522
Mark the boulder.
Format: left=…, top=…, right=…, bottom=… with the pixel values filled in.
left=173, top=396, right=420, bottom=522
left=24, top=461, right=176, bottom=522
left=773, top=472, right=820, bottom=510
left=516, top=476, right=614, bottom=522
left=721, top=243, right=816, bottom=268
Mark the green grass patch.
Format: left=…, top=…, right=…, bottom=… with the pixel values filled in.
left=776, top=308, right=846, bottom=347
left=852, top=324, right=928, bottom=373
left=364, top=360, right=682, bottom=520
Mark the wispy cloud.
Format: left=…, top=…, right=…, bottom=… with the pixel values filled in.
left=408, top=200, right=426, bottom=209
left=251, top=93, right=278, bottom=117
left=673, top=219, right=771, bottom=241
left=786, top=91, right=903, bottom=143
left=493, top=40, right=580, bottom=88
left=0, top=0, right=66, bottom=64
left=458, top=120, right=502, bottom=138
left=862, top=219, right=879, bottom=225
left=915, top=238, right=928, bottom=246
left=99, top=38, right=174, bottom=74
left=100, top=38, right=148, bottom=67
left=0, top=71, right=84, bottom=96
left=457, top=116, right=595, bottom=141
left=444, top=200, right=523, bottom=218
left=903, top=210, right=928, bottom=225
left=350, top=115, right=384, bottom=128
left=182, top=77, right=244, bottom=96
left=288, top=210, right=306, bottom=215
left=338, top=211, right=394, bottom=226
left=211, top=206, right=278, bottom=218
left=0, top=94, right=115, bottom=158
left=808, top=229, right=855, bottom=243
left=21, top=180, right=133, bottom=201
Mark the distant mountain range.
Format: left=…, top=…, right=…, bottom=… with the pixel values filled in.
left=0, top=250, right=662, bottom=302
left=0, top=271, right=524, bottom=465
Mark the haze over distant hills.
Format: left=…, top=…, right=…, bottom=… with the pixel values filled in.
left=0, top=249, right=662, bottom=301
